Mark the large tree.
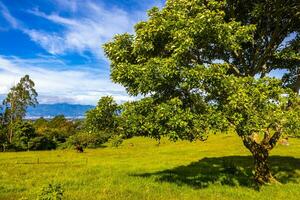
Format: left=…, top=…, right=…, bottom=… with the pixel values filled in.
left=104, top=0, right=300, bottom=184
left=3, top=75, right=38, bottom=143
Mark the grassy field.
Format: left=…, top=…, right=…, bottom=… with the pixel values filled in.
left=0, top=134, right=299, bottom=200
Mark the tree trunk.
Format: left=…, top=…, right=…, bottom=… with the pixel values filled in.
left=241, top=131, right=282, bottom=185
left=252, top=146, right=277, bottom=184
left=9, top=127, right=13, bottom=143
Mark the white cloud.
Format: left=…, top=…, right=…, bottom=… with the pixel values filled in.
left=0, top=0, right=162, bottom=58
left=0, top=55, right=135, bottom=105
left=1, top=0, right=167, bottom=57
left=24, top=0, right=165, bottom=58
left=24, top=2, right=137, bottom=58
left=23, top=29, right=66, bottom=55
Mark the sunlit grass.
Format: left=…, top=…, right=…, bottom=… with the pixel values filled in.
left=0, top=134, right=299, bottom=200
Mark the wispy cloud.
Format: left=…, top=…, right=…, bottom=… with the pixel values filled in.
left=52, top=0, right=78, bottom=13
left=0, top=0, right=160, bottom=58
left=23, top=29, right=67, bottom=55
left=26, top=5, right=134, bottom=58
left=0, top=1, right=20, bottom=29
left=0, top=55, right=135, bottom=105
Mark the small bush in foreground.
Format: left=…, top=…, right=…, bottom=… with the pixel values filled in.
left=37, top=183, right=63, bottom=200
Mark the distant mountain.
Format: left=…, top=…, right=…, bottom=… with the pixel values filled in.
left=26, top=103, right=94, bottom=119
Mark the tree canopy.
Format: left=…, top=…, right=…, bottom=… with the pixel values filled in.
left=3, top=75, right=38, bottom=121
left=104, top=0, right=300, bottom=184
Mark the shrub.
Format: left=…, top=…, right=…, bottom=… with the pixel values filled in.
left=65, top=131, right=110, bottom=148
left=109, top=135, right=124, bottom=147
left=37, top=183, right=63, bottom=200
left=12, top=121, right=36, bottom=151
left=28, top=136, right=56, bottom=150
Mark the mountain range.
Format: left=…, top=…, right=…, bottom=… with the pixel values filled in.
left=26, top=103, right=94, bottom=119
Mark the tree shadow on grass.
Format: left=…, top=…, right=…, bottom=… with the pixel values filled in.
left=133, top=156, right=300, bottom=189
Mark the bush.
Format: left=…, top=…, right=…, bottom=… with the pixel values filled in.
left=28, top=136, right=56, bottom=150
left=12, top=121, right=36, bottom=151
left=109, top=135, right=124, bottom=147
left=37, top=183, right=63, bottom=200
left=65, top=131, right=110, bottom=148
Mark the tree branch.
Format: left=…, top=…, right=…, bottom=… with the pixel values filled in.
left=268, top=126, right=282, bottom=150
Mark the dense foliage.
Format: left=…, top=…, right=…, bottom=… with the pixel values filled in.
left=0, top=93, right=120, bottom=151
left=70, top=96, right=120, bottom=147
left=104, top=0, right=300, bottom=184
left=85, top=96, right=119, bottom=134
left=32, top=115, right=82, bottom=150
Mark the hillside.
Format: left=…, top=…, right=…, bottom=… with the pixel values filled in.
left=0, top=134, right=299, bottom=200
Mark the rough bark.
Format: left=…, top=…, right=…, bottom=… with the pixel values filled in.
left=241, top=128, right=282, bottom=184
left=251, top=145, right=277, bottom=184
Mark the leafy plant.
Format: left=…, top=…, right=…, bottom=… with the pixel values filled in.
left=37, top=183, right=63, bottom=200
left=84, top=96, right=120, bottom=145
left=12, top=121, right=36, bottom=151
left=109, top=135, right=124, bottom=147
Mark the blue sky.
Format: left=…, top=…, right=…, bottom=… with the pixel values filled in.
left=0, top=0, right=164, bottom=105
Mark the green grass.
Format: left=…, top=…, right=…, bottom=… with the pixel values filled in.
left=0, top=134, right=299, bottom=200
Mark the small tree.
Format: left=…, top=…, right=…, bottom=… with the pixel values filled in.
left=3, top=75, right=38, bottom=143
left=84, top=96, right=119, bottom=144
left=104, top=0, right=300, bottom=184
left=12, top=121, right=36, bottom=151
